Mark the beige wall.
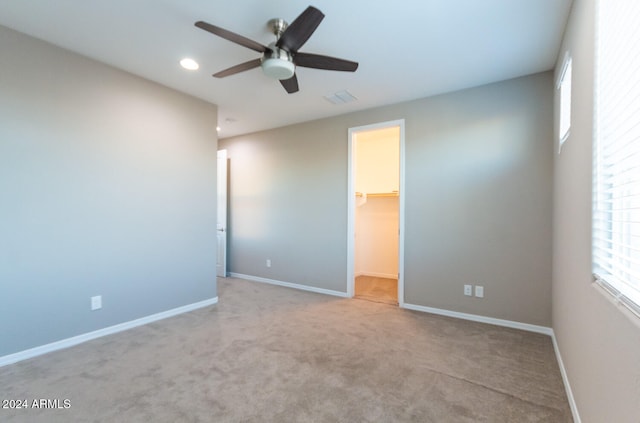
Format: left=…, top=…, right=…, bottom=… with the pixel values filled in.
left=0, top=26, right=218, bottom=357
left=220, top=71, right=554, bottom=326
left=552, top=1, right=640, bottom=421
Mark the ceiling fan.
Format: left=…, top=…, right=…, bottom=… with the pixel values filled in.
left=195, top=6, right=358, bottom=94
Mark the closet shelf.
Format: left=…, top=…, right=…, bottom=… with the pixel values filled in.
left=355, top=191, right=399, bottom=198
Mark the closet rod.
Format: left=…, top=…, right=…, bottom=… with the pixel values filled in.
left=355, top=191, right=399, bottom=198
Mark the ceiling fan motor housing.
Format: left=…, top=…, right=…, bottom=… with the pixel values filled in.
left=261, top=43, right=295, bottom=80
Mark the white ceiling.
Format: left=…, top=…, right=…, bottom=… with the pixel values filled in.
left=0, top=0, right=573, bottom=138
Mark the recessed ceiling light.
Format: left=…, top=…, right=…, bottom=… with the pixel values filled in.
left=216, top=126, right=221, bottom=131
left=180, top=58, right=199, bottom=70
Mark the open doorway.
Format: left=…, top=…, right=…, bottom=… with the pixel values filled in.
left=347, top=120, right=405, bottom=306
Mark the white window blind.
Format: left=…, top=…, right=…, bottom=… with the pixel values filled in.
left=593, top=0, right=640, bottom=313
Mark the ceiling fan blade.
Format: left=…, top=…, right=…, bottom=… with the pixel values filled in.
left=276, top=6, right=324, bottom=53
left=195, top=21, right=267, bottom=53
left=213, top=59, right=262, bottom=78
left=280, top=74, right=299, bottom=94
left=295, top=53, right=358, bottom=72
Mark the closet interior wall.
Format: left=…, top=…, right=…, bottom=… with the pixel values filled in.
left=354, top=127, right=400, bottom=280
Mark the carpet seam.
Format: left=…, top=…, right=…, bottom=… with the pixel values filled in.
left=418, top=363, right=568, bottom=416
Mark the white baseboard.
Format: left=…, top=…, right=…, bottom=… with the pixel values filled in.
left=402, top=302, right=553, bottom=335
left=0, top=297, right=218, bottom=368
left=551, top=332, right=582, bottom=423
left=229, top=273, right=348, bottom=298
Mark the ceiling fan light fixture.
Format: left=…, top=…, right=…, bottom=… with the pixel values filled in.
left=261, top=58, right=295, bottom=80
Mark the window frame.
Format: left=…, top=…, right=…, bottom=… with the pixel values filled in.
left=557, top=52, right=572, bottom=153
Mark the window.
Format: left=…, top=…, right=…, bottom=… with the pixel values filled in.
left=557, top=53, right=572, bottom=151
left=593, top=0, right=640, bottom=313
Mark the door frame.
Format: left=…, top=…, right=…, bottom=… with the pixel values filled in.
left=347, top=119, right=405, bottom=306
left=216, top=149, right=228, bottom=277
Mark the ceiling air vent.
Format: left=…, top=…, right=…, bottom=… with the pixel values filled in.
left=324, top=90, right=357, bottom=105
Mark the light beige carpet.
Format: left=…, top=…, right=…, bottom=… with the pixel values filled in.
left=355, top=275, right=398, bottom=305
left=0, top=277, right=572, bottom=422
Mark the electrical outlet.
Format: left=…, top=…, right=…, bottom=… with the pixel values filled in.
left=266, top=259, right=271, bottom=268
left=464, top=285, right=473, bottom=296
left=91, top=295, right=102, bottom=311
left=475, top=286, right=484, bottom=298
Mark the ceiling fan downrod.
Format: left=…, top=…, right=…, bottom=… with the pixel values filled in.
left=268, top=18, right=289, bottom=41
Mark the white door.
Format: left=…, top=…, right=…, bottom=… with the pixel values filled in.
left=217, top=149, right=228, bottom=277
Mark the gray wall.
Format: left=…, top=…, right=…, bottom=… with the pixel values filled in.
left=221, top=72, right=553, bottom=326
left=552, top=1, right=640, bottom=421
left=0, top=26, right=218, bottom=357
